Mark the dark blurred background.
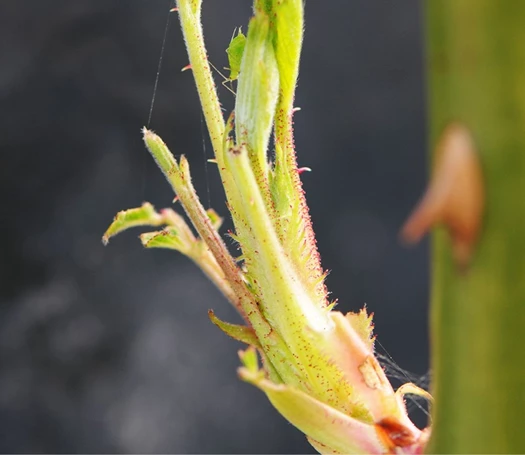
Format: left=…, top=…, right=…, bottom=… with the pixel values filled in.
left=0, top=0, right=429, bottom=453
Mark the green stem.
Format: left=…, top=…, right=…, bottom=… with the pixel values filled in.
left=174, top=0, right=249, bottom=255
left=426, top=1, right=525, bottom=453
left=189, top=244, right=238, bottom=308
left=143, top=130, right=254, bottom=321
left=176, top=0, right=225, bottom=163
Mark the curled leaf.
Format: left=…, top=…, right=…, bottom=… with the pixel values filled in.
left=102, top=203, right=163, bottom=245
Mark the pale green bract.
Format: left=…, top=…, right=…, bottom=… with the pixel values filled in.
left=103, top=0, right=431, bottom=453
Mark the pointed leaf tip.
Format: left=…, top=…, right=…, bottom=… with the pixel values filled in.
left=346, top=307, right=375, bottom=350
left=238, top=346, right=259, bottom=373
left=142, top=129, right=178, bottom=178
left=208, top=310, right=260, bottom=347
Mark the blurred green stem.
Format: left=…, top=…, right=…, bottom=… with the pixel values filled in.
left=426, top=1, right=525, bottom=453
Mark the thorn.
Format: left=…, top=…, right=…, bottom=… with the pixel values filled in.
left=401, top=123, right=484, bottom=268
left=297, top=167, right=312, bottom=175
left=173, top=196, right=180, bottom=204
left=207, top=158, right=218, bottom=164
left=181, top=64, right=192, bottom=72
left=292, top=107, right=301, bottom=113
left=170, top=7, right=178, bottom=13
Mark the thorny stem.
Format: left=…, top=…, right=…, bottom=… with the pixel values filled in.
left=425, top=0, right=525, bottom=452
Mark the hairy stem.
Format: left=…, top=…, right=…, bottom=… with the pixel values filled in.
left=176, top=0, right=225, bottom=163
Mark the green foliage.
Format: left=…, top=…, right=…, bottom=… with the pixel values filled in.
left=103, top=202, right=162, bottom=245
